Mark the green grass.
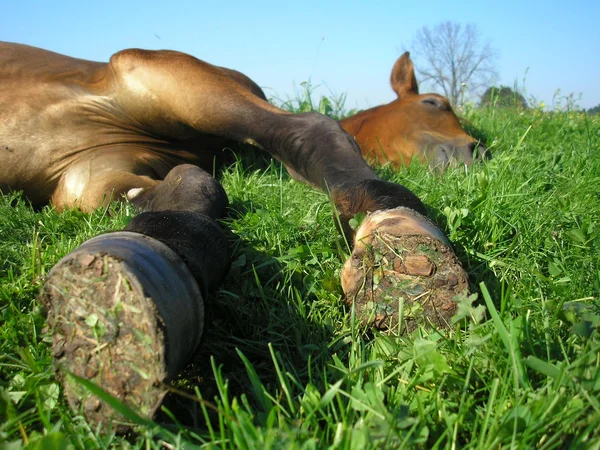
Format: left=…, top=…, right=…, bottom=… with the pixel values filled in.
left=1, top=97, right=599, bottom=449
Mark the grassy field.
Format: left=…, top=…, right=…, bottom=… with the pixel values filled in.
left=1, top=97, right=599, bottom=449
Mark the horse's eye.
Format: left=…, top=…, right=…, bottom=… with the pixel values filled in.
left=421, top=98, right=440, bottom=107
left=420, top=97, right=450, bottom=111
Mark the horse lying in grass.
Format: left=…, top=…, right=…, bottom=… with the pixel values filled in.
left=0, top=41, right=470, bottom=428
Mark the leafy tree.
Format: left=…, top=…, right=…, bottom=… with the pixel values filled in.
left=480, top=86, right=528, bottom=109
left=410, top=21, right=498, bottom=107
left=587, top=104, right=600, bottom=115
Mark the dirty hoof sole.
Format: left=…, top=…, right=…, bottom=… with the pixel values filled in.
left=38, top=252, right=168, bottom=430
left=38, top=232, right=205, bottom=431
left=341, top=208, right=469, bottom=333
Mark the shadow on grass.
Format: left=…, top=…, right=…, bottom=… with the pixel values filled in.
left=154, top=186, right=501, bottom=431
left=215, top=142, right=277, bottom=178
left=157, top=230, right=337, bottom=429
left=153, top=179, right=338, bottom=429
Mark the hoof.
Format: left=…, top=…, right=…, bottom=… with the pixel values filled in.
left=38, top=232, right=204, bottom=430
left=341, top=207, right=469, bottom=333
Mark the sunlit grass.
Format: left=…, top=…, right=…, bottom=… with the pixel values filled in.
left=1, top=97, right=599, bottom=448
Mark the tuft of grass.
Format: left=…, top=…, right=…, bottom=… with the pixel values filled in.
left=269, top=80, right=361, bottom=120
left=1, top=92, right=599, bottom=449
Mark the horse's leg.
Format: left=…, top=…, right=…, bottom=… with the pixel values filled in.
left=40, top=162, right=230, bottom=429
left=107, top=50, right=426, bottom=234
left=107, top=49, right=470, bottom=333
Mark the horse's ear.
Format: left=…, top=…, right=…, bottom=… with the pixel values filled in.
left=390, top=52, right=419, bottom=97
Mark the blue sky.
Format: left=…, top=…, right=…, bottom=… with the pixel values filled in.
left=3, top=0, right=599, bottom=109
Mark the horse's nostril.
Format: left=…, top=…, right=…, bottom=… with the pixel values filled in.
left=430, top=142, right=485, bottom=170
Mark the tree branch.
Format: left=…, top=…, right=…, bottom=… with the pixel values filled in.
left=410, top=21, right=498, bottom=106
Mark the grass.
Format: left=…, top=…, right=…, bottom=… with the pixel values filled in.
left=1, top=92, right=599, bottom=449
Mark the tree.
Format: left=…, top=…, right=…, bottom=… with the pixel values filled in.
left=410, top=21, right=498, bottom=107
left=480, top=86, right=528, bottom=109
left=587, top=104, right=600, bottom=115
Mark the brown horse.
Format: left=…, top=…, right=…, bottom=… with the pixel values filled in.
left=340, top=52, right=485, bottom=169
left=0, top=39, right=470, bottom=326
left=1, top=42, right=469, bottom=424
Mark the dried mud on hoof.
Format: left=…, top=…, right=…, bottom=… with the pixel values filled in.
left=341, top=208, right=469, bottom=333
left=38, top=232, right=204, bottom=431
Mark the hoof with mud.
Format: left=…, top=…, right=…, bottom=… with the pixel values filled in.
left=341, top=207, right=469, bottom=332
left=38, top=232, right=204, bottom=430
